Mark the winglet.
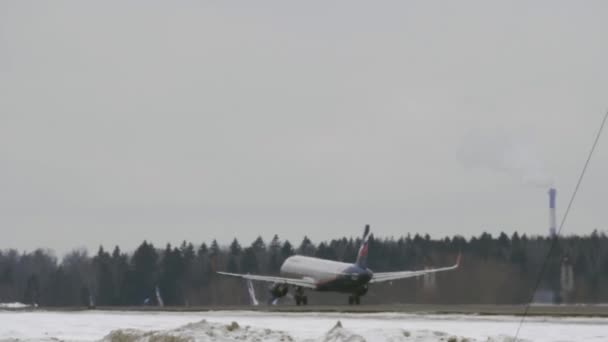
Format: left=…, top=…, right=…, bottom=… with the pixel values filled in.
left=246, top=279, right=259, bottom=306
left=455, top=252, right=462, bottom=267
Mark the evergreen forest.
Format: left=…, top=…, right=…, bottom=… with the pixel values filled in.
left=1, top=231, right=608, bottom=306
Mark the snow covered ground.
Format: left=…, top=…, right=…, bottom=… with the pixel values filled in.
left=0, top=310, right=606, bottom=342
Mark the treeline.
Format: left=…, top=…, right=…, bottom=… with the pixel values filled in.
left=1, top=231, right=608, bottom=306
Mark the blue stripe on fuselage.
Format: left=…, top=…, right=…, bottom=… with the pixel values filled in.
left=315, top=265, right=373, bottom=293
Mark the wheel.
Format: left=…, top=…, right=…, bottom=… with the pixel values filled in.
left=354, top=296, right=360, bottom=305
left=302, top=296, right=308, bottom=305
left=348, top=296, right=354, bottom=305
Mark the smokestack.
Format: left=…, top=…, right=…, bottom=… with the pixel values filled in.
left=549, top=188, right=557, bottom=237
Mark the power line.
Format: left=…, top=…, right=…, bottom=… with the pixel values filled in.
left=513, top=109, right=608, bottom=340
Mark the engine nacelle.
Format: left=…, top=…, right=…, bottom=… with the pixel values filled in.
left=269, top=283, right=289, bottom=298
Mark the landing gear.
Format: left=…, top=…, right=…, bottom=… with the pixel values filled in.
left=295, top=295, right=308, bottom=305
left=348, top=295, right=361, bottom=305
left=295, top=286, right=308, bottom=306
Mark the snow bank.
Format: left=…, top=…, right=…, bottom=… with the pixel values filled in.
left=306, top=321, right=365, bottom=342
left=303, top=321, right=530, bottom=342
left=99, top=319, right=528, bottom=342
left=0, top=302, right=30, bottom=309
left=100, top=320, right=294, bottom=342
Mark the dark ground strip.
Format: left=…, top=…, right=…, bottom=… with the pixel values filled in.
left=5, top=304, right=608, bottom=317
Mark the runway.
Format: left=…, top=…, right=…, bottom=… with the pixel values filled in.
left=67, top=303, right=608, bottom=317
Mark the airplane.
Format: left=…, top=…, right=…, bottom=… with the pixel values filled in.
left=218, top=225, right=461, bottom=305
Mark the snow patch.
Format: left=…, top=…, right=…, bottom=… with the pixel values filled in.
left=305, top=320, right=365, bottom=342
left=0, top=302, right=30, bottom=309
left=98, top=319, right=527, bottom=342
left=99, top=319, right=294, bottom=342
left=486, top=336, right=531, bottom=342
left=313, top=324, right=531, bottom=342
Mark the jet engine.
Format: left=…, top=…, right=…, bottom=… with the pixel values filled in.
left=269, top=283, right=289, bottom=299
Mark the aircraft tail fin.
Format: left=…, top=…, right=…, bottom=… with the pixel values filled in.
left=356, top=225, right=371, bottom=269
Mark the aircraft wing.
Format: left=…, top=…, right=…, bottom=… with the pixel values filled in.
left=370, top=254, right=461, bottom=284
left=217, top=272, right=317, bottom=289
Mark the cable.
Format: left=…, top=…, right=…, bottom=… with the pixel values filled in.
left=513, top=109, right=608, bottom=340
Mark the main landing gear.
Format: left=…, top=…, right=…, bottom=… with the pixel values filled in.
left=348, top=295, right=361, bottom=305
left=295, top=286, right=308, bottom=306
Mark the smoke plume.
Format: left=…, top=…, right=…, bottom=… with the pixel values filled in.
left=459, top=131, right=554, bottom=188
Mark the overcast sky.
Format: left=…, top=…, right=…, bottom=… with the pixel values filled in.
left=1, top=1, right=608, bottom=256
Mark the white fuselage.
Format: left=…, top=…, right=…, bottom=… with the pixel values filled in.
left=280, top=255, right=353, bottom=283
